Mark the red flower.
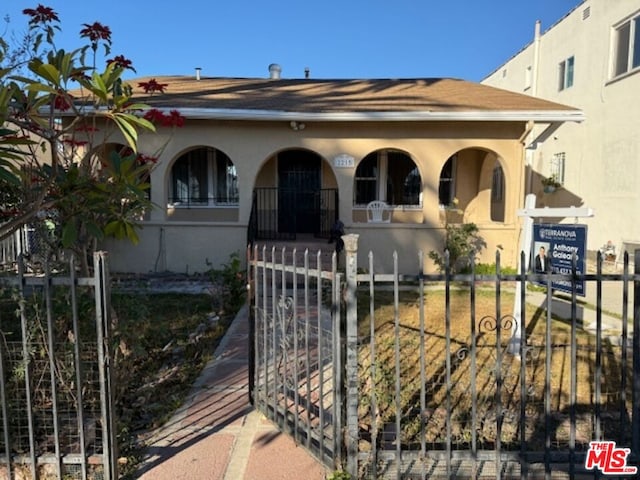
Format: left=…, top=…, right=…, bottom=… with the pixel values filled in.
left=165, top=110, right=185, bottom=127
left=143, top=108, right=165, bottom=123
left=138, top=79, right=168, bottom=94
left=142, top=108, right=185, bottom=128
left=136, top=153, right=158, bottom=164
left=80, top=22, right=112, bottom=44
left=23, top=5, right=59, bottom=25
left=107, top=55, right=136, bottom=72
left=53, top=91, right=72, bottom=111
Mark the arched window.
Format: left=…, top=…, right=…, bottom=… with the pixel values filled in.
left=354, top=150, right=421, bottom=206
left=438, top=155, right=457, bottom=207
left=170, top=147, right=238, bottom=206
left=491, top=163, right=506, bottom=222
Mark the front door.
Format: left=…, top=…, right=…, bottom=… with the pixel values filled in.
left=278, top=151, right=321, bottom=235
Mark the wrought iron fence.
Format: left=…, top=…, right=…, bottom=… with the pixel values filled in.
left=0, top=253, right=117, bottom=480
left=248, top=188, right=338, bottom=243
left=249, top=237, right=640, bottom=479
left=249, top=245, right=343, bottom=467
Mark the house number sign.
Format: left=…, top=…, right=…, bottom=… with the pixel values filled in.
left=333, top=154, right=355, bottom=168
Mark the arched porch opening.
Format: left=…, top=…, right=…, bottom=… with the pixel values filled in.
left=250, top=148, right=338, bottom=240
left=437, top=148, right=509, bottom=224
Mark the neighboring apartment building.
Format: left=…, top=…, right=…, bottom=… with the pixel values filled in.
left=482, top=0, right=640, bottom=259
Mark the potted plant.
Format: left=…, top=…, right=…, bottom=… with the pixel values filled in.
left=541, top=174, right=562, bottom=193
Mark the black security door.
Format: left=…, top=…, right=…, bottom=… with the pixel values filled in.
left=278, top=151, right=321, bottom=235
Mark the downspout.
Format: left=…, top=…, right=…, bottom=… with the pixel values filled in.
left=524, top=21, right=542, bottom=198
left=532, top=20, right=541, bottom=97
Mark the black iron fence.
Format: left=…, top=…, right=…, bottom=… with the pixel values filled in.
left=248, top=188, right=338, bottom=243
left=0, top=253, right=117, bottom=480
left=249, top=237, right=640, bottom=479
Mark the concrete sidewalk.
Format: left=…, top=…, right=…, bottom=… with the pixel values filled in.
left=135, top=303, right=329, bottom=480
left=526, top=277, right=634, bottom=335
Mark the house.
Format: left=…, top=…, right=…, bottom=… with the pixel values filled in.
left=100, top=69, right=583, bottom=274
left=482, top=0, right=640, bottom=261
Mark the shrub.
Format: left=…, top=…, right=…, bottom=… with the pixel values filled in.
left=208, top=252, right=246, bottom=312
left=429, top=223, right=486, bottom=273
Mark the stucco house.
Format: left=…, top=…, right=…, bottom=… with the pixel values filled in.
left=100, top=68, right=583, bottom=273
left=482, top=0, right=640, bottom=261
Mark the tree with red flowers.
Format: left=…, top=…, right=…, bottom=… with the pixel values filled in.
left=0, top=5, right=181, bottom=274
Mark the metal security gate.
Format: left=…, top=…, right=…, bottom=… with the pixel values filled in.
left=249, top=245, right=343, bottom=468
left=0, top=253, right=117, bottom=480
left=250, top=236, right=640, bottom=479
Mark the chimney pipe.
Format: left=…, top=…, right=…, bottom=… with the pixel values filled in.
left=195, top=67, right=201, bottom=80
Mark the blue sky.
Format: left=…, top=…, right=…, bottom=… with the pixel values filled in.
left=4, top=0, right=583, bottom=82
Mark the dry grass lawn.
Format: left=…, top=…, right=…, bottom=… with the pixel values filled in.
left=356, top=287, right=633, bottom=451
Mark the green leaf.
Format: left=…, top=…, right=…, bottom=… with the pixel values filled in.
left=90, top=70, right=108, bottom=102
left=85, top=221, right=104, bottom=241
left=111, top=114, right=139, bottom=152
left=0, top=165, right=20, bottom=185
left=32, top=62, right=61, bottom=87
left=61, top=222, right=77, bottom=248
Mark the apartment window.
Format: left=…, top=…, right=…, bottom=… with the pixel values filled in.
left=550, top=152, right=566, bottom=185
left=558, top=56, right=574, bottom=90
left=354, top=150, right=421, bottom=206
left=525, top=65, right=532, bottom=91
left=170, top=147, right=238, bottom=206
left=613, top=14, right=640, bottom=77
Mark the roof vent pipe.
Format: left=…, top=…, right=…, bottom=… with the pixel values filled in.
left=268, top=63, right=282, bottom=79
left=195, top=67, right=201, bottom=80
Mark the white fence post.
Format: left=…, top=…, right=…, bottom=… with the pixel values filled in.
left=342, top=234, right=359, bottom=477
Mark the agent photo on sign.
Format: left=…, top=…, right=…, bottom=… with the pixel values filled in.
left=534, top=243, right=551, bottom=273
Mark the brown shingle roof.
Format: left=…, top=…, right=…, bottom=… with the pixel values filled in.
left=128, top=76, right=578, bottom=115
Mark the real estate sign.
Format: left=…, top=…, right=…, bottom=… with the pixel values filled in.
left=532, top=224, right=587, bottom=296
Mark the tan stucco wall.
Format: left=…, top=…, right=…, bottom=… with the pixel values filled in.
left=103, top=119, right=528, bottom=273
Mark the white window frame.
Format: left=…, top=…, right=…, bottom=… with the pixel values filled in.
left=550, top=152, right=566, bottom=185
left=611, top=12, right=640, bottom=79
left=353, top=150, right=422, bottom=208
left=558, top=56, right=574, bottom=91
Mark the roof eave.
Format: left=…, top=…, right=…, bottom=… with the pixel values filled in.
left=164, top=108, right=585, bottom=123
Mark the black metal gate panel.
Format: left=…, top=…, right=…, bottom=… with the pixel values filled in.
left=0, top=253, right=117, bottom=480
left=249, top=246, right=343, bottom=469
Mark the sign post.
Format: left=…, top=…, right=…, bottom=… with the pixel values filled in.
left=510, top=199, right=594, bottom=354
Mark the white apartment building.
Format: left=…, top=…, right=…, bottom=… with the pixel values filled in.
left=483, top=0, right=640, bottom=260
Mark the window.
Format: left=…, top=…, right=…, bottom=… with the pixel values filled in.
left=353, top=150, right=421, bottom=206
left=613, top=14, right=640, bottom=77
left=558, top=56, right=574, bottom=90
left=550, top=152, right=566, bottom=185
left=525, top=65, right=532, bottom=91
left=491, top=164, right=505, bottom=202
left=438, top=155, right=457, bottom=206
left=170, top=147, right=238, bottom=206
